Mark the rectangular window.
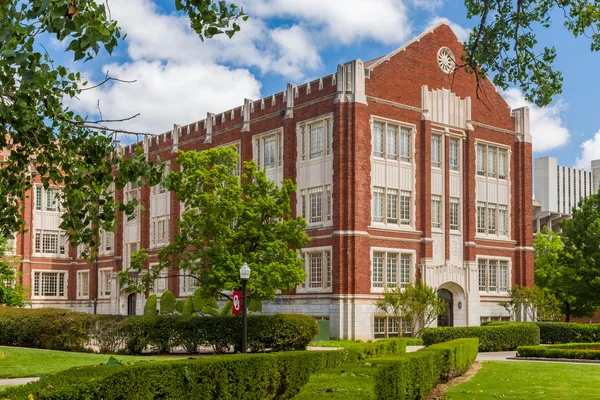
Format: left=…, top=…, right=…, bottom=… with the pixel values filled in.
left=431, top=195, right=441, bottom=229
left=45, top=188, right=58, bottom=211
left=309, top=121, right=324, bottom=159
left=35, top=187, right=42, bottom=210
left=326, top=185, right=332, bottom=222
left=300, top=193, right=306, bottom=219
left=309, top=187, right=323, bottom=223
left=477, top=143, right=509, bottom=179
left=487, top=147, right=497, bottom=178
left=449, top=138, right=459, bottom=171
left=498, top=205, right=508, bottom=236
left=478, top=202, right=508, bottom=236
left=374, top=317, right=402, bottom=339
left=372, top=251, right=411, bottom=288
left=399, top=128, right=411, bottom=162
left=302, top=250, right=332, bottom=290
left=498, top=149, right=507, bottom=179
left=303, top=185, right=331, bottom=225
left=400, top=191, right=411, bottom=225
left=34, top=229, right=67, bottom=256
left=450, top=197, right=460, bottom=231
left=99, top=269, right=112, bottom=298
left=487, top=205, right=497, bottom=235
left=151, top=216, right=170, bottom=247
left=153, top=268, right=168, bottom=295
left=77, top=270, right=89, bottom=298
left=479, top=259, right=509, bottom=293
left=488, top=260, right=498, bottom=292
left=264, top=135, right=276, bottom=169
left=499, top=261, right=508, bottom=292
left=477, top=144, right=486, bottom=176
left=386, top=189, right=398, bottom=225
left=477, top=202, right=486, bottom=234
left=372, top=121, right=412, bottom=162
left=373, top=122, right=384, bottom=158
left=478, top=260, right=487, bottom=291
left=33, top=271, right=66, bottom=298
left=431, top=135, right=441, bottom=168
left=374, top=317, right=386, bottom=339
left=180, top=269, right=198, bottom=295
left=373, top=187, right=384, bottom=223
left=386, top=125, right=398, bottom=160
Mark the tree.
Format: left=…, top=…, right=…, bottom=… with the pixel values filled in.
left=143, top=293, right=158, bottom=316
left=0, top=238, right=29, bottom=307
left=462, top=1, right=600, bottom=107
left=375, top=282, right=446, bottom=337
left=500, top=285, right=563, bottom=322
left=159, top=290, right=177, bottom=315
left=120, top=146, right=309, bottom=303
left=0, top=1, right=246, bottom=260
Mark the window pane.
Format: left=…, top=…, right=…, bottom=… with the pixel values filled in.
left=400, top=128, right=411, bottom=162
left=498, top=149, right=507, bottom=179
left=373, top=252, right=384, bottom=288
left=373, top=123, right=384, bottom=157
left=310, top=122, right=324, bottom=159
left=400, top=191, right=411, bottom=225
left=477, top=144, right=486, bottom=175
left=431, top=135, right=441, bottom=168
left=374, top=317, right=386, bottom=338
left=477, top=202, right=486, bottom=233
left=450, top=197, right=460, bottom=230
left=489, top=260, right=498, bottom=292
left=309, top=253, right=323, bottom=288
left=499, top=261, right=508, bottom=291
left=488, top=205, right=497, bottom=235
left=387, top=253, right=398, bottom=287
left=431, top=195, right=441, bottom=229
left=449, top=139, right=459, bottom=171
left=309, top=187, right=323, bottom=223
left=373, top=187, right=384, bottom=223
left=387, top=125, right=398, bottom=160
left=478, top=260, right=487, bottom=291
left=400, top=254, right=411, bottom=288
left=387, top=189, right=398, bottom=224
left=488, top=147, right=496, bottom=177
left=264, top=136, right=276, bottom=169
left=498, top=205, right=507, bottom=236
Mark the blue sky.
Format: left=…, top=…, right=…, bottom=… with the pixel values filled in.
left=53, top=0, right=600, bottom=170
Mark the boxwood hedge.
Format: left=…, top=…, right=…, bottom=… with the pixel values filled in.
left=0, top=338, right=408, bottom=400
left=517, top=342, right=600, bottom=360
left=422, top=322, right=539, bottom=351
left=374, top=338, right=479, bottom=400
left=536, top=322, right=600, bottom=344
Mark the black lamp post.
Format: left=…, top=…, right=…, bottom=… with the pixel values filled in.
left=239, top=262, right=251, bottom=353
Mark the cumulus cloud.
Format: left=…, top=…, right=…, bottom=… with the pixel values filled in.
left=575, top=130, right=600, bottom=170
left=503, top=88, right=570, bottom=153
left=426, top=16, right=471, bottom=42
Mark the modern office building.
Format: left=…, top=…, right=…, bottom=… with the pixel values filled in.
left=5, top=23, right=534, bottom=339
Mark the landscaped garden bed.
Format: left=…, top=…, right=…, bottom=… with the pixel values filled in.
left=517, top=342, right=600, bottom=360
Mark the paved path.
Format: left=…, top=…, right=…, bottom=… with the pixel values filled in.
left=0, top=377, right=39, bottom=386
left=477, top=351, right=517, bottom=361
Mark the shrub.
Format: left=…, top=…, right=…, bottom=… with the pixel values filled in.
left=159, top=290, right=177, bottom=315
left=374, top=338, right=478, bottom=400
left=517, top=342, right=600, bottom=360
left=90, top=315, right=127, bottom=354
left=0, top=339, right=408, bottom=400
left=536, top=322, right=600, bottom=344
left=0, top=307, right=91, bottom=351
left=182, top=296, right=193, bottom=316
left=422, top=323, right=539, bottom=351
left=143, top=294, right=157, bottom=316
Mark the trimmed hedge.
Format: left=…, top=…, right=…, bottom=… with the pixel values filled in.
left=0, top=307, right=319, bottom=354
left=0, top=338, right=408, bottom=400
left=422, top=323, right=539, bottom=352
left=536, top=322, right=600, bottom=344
left=374, top=338, right=479, bottom=400
left=517, top=342, right=600, bottom=360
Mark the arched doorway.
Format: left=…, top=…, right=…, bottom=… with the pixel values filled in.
left=127, top=293, right=137, bottom=315
left=438, top=289, right=453, bottom=327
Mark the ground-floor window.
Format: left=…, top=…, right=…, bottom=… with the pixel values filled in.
left=480, top=316, right=511, bottom=324
left=33, top=270, right=67, bottom=298
left=299, top=248, right=332, bottom=292
left=478, top=258, right=509, bottom=293
left=374, top=316, right=412, bottom=338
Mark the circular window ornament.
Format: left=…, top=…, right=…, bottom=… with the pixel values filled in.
left=437, top=47, right=455, bottom=74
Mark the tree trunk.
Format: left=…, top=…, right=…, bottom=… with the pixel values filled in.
left=565, top=302, right=571, bottom=322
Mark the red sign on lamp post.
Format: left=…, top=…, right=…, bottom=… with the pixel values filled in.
left=232, top=291, right=242, bottom=315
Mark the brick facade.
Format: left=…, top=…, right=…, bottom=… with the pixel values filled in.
left=6, top=23, right=534, bottom=339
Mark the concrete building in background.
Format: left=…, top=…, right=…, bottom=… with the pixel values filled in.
left=533, top=157, right=600, bottom=232
left=5, top=23, right=535, bottom=339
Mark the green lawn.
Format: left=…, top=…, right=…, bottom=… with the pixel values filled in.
left=446, top=361, right=600, bottom=399
left=0, top=346, right=187, bottom=379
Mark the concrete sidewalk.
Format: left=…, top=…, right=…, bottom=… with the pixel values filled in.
left=0, top=377, right=39, bottom=386
left=477, top=351, right=517, bottom=361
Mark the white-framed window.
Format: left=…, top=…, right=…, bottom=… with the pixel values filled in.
left=431, top=134, right=442, bottom=168
left=477, top=202, right=509, bottom=237
left=99, top=268, right=112, bottom=298
left=478, top=258, right=509, bottom=293
left=179, top=269, right=198, bottom=296
left=373, top=121, right=412, bottom=162
left=34, top=229, right=67, bottom=257
left=32, top=270, right=67, bottom=298
left=124, top=182, right=141, bottom=222
left=151, top=216, right=170, bottom=247
left=374, top=316, right=411, bottom=338
left=477, top=144, right=508, bottom=179
left=299, top=185, right=332, bottom=226
left=373, top=187, right=411, bottom=226
left=255, top=131, right=283, bottom=170
left=99, top=230, right=114, bottom=255
left=299, top=248, right=332, bottom=292
left=35, top=186, right=60, bottom=212
left=151, top=162, right=170, bottom=196
left=480, top=316, right=511, bottom=324
left=2, top=235, right=16, bottom=255
left=152, top=266, right=169, bottom=295
left=450, top=197, right=460, bottom=231
left=2, top=268, right=16, bottom=289
left=299, top=117, right=332, bottom=161
left=76, top=270, right=90, bottom=299
left=372, top=250, right=412, bottom=290
left=431, top=195, right=442, bottom=229
left=449, top=138, right=460, bottom=171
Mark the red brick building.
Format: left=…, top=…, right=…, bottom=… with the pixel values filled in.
left=7, top=23, right=533, bottom=339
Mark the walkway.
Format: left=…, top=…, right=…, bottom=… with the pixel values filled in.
left=0, top=377, right=39, bottom=386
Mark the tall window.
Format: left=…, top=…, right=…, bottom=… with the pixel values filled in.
left=449, top=138, right=460, bottom=171
left=299, top=185, right=332, bottom=225
left=450, top=197, right=460, bottom=231
left=431, top=195, right=441, bottom=229
left=373, top=187, right=412, bottom=226
left=77, top=270, right=89, bottom=299
left=99, top=269, right=112, bottom=298
left=299, top=118, right=332, bottom=161
left=431, top=135, right=441, bottom=168
left=477, top=144, right=508, bottom=179
left=301, top=249, right=332, bottom=290
left=256, top=132, right=283, bottom=169
left=372, top=251, right=411, bottom=289
left=180, top=269, right=198, bottom=296
left=477, top=202, right=508, bottom=236
left=35, top=187, right=60, bottom=212
left=34, top=229, right=67, bottom=256
left=33, top=271, right=67, bottom=298
left=373, top=121, right=412, bottom=162
left=99, top=230, right=114, bottom=255
left=153, top=267, right=169, bottom=295
left=151, top=216, right=170, bottom=247
left=478, top=259, right=509, bottom=293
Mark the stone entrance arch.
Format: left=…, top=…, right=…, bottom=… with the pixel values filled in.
left=437, top=281, right=467, bottom=327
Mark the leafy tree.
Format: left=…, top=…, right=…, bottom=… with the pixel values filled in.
left=120, top=146, right=310, bottom=303
left=159, top=290, right=177, bottom=315
left=143, top=294, right=158, bottom=316
left=182, top=296, right=194, bottom=317
left=462, top=1, right=600, bottom=106
left=375, top=282, right=446, bottom=337
left=0, top=1, right=245, bottom=259
left=500, top=285, right=563, bottom=322
left=0, top=238, right=29, bottom=307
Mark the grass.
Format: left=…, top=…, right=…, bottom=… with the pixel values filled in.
left=0, top=346, right=187, bottom=379
left=446, top=361, right=600, bottom=399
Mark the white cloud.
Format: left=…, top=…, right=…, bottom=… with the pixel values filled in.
left=575, top=130, right=600, bottom=170
left=236, top=0, right=415, bottom=45
left=426, top=17, right=470, bottom=42
left=503, top=88, right=570, bottom=153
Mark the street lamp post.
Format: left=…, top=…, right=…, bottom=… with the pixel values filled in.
left=239, top=263, right=251, bottom=354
